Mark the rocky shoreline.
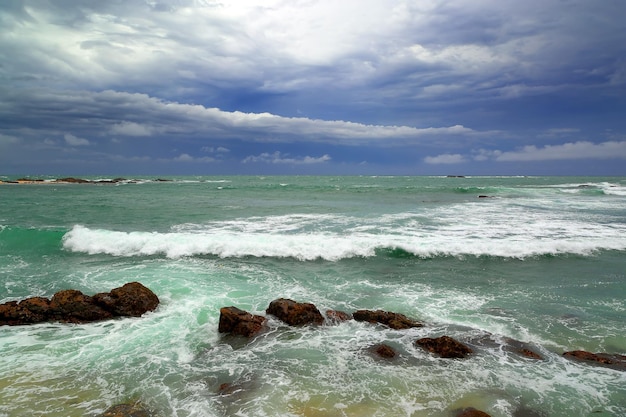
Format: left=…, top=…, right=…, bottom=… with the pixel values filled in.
left=2, top=288, right=624, bottom=417
left=218, top=298, right=626, bottom=417
left=0, top=177, right=171, bottom=185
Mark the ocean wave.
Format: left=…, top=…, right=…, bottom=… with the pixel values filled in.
left=61, top=220, right=626, bottom=260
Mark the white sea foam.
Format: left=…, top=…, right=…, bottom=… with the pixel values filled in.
left=61, top=202, right=626, bottom=260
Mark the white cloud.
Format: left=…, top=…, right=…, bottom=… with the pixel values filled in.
left=424, top=153, right=466, bottom=164
left=64, top=133, right=90, bottom=146
left=172, top=153, right=216, bottom=163
left=110, top=121, right=153, bottom=136
left=202, top=146, right=230, bottom=153
left=242, top=151, right=331, bottom=164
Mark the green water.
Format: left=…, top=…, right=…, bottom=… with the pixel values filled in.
left=1, top=176, right=625, bottom=416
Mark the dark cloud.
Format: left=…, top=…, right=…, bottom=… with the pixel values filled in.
left=1, top=0, right=625, bottom=174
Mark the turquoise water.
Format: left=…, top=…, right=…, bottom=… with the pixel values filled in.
left=1, top=176, right=625, bottom=416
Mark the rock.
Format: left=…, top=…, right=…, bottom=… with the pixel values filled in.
left=98, top=402, right=151, bottom=417
left=0, top=302, right=26, bottom=325
left=49, top=290, right=113, bottom=323
left=93, top=282, right=159, bottom=317
left=519, top=348, right=542, bottom=360
left=0, top=297, right=51, bottom=325
left=0, top=282, right=159, bottom=326
left=325, top=309, right=352, bottom=324
left=370, top=343, right=397, bottom=359
left=456, top=408, right=491, bottom=417
left=415, top=336, right=473, bottom=358
left=218, top=306, right=267, bottom=337
left=467, top=332, right=543, bottom=360
left=266, top=298, right=324, bottom=326
left=353, top=309, right=423, bottom=329
left=55, top=177, right=91, bottom=183
left=563, top=350, right=626, bottom=371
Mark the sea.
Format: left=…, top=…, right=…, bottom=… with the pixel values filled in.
left=0, top=175, right=625, bottom=417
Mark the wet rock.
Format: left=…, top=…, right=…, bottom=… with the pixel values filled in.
left=456, top=408, right=491, bottom=417
left=415, top=336, right=473, bottom=358
left=513, top=406, right=548, bottom=417
left=93, top=282, right=159, bottom=317
left=370, top=343, right=397, bottom=359
left=98, top=402, right=151, bottom=417
left=0, top=297, right=52, bottom=324
left=0, top=282, right=159, bottom=326
left=218, top=306, right=267, bottom=337
left=467, top=332, right=543, bottom=360
left=353, top=309, right=423, bottom=329
left=519, top=348, right=542, bottom=360
left=563, top=350, right=626, bottom=371
left=266, top=298, right=324, bottom=326
left=325, top=309, right=352, bottom=324
left=49, top=290, right=113, bottom=323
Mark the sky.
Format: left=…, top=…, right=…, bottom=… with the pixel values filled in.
left=1, top=0, right=626, bottom=176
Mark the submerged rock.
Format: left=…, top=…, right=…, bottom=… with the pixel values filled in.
left=0, top=282, right=159, bottom=326
left=353, top=309, right=423, bottom=329
left=468, top=332, right=543, bottom=360
left=369, top=343, right=397, bottom=359
left=98, top=402, right=152, bottom=417
left=415, top=336, right=473, bottom=358
left=563, top=350, right=626, bottom=371
left=455, top=408, right=491, bottom=417
left=266, top=298, right=324, bottom=326
left=218, top=306, right=267, bottom=337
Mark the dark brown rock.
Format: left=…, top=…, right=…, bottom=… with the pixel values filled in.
left=266, top=298, right=324, bottom=326
left=94, top=282, right=159, bottom=317
left=371, top=343, right=397, bottom=359
left=353, top=309, right=423, bottom=329
left=219, top=306, right=267, bottom=337
left=456, top=408, right=491, bottom=417
left=98, top=402, right=151, bottom=417
left=325, top=309, right=352, bottom=324
left=18, top=297, right=52, bottom=323
left=0, top=282, right=159, bottom=326
left=563, top=350, right=626, bottom=371
left=0, top=301, right=24, bottom=325
left=49, top=290, right=113, bottom=323
left=415, top=336, right=473, bottom=358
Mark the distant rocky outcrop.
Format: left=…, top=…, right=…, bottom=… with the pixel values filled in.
left=353, top=309, right=423, bottom=329
left=415, top=336, right=473, bottom=358
left=55, top=177, right=91, bottom=183
left=0, top=282, right=159, bottom=326
left=266, top=298, right=324, bottom=326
